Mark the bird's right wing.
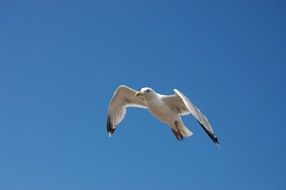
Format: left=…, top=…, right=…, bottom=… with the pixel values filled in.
left=162, top=89, right=219, bottom=145
left=107, top=85, right=146, bottom=137
left=173, top=89, right=220, bottom=145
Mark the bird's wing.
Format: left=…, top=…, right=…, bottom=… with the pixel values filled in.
left=162, top=89, right=219, bottom=145
left=107, top=85, right=146, bottom=137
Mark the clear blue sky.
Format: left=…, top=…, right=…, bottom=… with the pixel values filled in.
left=1, top=0, right=286, bottom=189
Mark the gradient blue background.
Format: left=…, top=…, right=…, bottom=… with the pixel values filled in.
left=1, top=0, right=286, bottom=189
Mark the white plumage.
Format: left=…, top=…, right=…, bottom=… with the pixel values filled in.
left=107, top=85, right=219, bottom=145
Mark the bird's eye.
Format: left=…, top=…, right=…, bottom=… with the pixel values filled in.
left=145, top=89, right=150, bottom=93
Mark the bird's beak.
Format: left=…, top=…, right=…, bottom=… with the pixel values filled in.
left=135, top=92, right=143, bottom=97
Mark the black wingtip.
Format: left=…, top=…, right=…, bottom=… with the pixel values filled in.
left=107, top=115, right=115, bottom=135
left=197, top=121, right=220, bottom=146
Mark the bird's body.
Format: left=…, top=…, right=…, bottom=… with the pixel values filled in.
left=145, top=94, right=175, bottom=124
left=142, top=93, right=193, bottom=138
left=107, top=85, right=219, bottom=145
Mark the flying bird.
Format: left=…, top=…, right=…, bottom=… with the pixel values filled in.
left=107, top=85, right=219, bottom=145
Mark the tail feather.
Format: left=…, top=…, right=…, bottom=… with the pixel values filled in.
left=180, top=125, right=193, bottom=137
left=174, top=120, right=193, bottom=138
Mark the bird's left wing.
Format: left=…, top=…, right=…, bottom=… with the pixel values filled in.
left=107, top=85, right=146, bottom=137
left=162, top=89, right=220, bottom=145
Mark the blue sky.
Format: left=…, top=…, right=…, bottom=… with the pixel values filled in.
left=1, top=0, right=286, bottom=189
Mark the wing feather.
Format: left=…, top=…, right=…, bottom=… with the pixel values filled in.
left=163, top=89, right=220, bottom=145
left=107, top=85, right=146, bottom=136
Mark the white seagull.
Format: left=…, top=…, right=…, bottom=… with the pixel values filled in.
left=107, top=85, right=219, bottom=145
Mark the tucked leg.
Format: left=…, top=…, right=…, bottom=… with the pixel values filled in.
left=171, top=121, right=184, bottom=141
left=171, top=128, right=183, bottom=141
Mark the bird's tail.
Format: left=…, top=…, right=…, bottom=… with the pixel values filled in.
left=181, top=126, right=193, bottom=137
left=176, top=120, right=193, bottom=137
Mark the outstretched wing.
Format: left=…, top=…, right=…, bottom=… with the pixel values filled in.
left=162, top=89, right=219, bottom=145
left=107, top=85, right=146, bottom=137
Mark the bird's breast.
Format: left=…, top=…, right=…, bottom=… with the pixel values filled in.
left=146, top=99, right=176, bottom=124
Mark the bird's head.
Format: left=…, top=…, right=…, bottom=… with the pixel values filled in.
left=135, top=87, right=156, bottom=100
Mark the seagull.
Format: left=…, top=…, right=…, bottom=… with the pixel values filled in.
left=107, top=85, right=219, bottom=145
